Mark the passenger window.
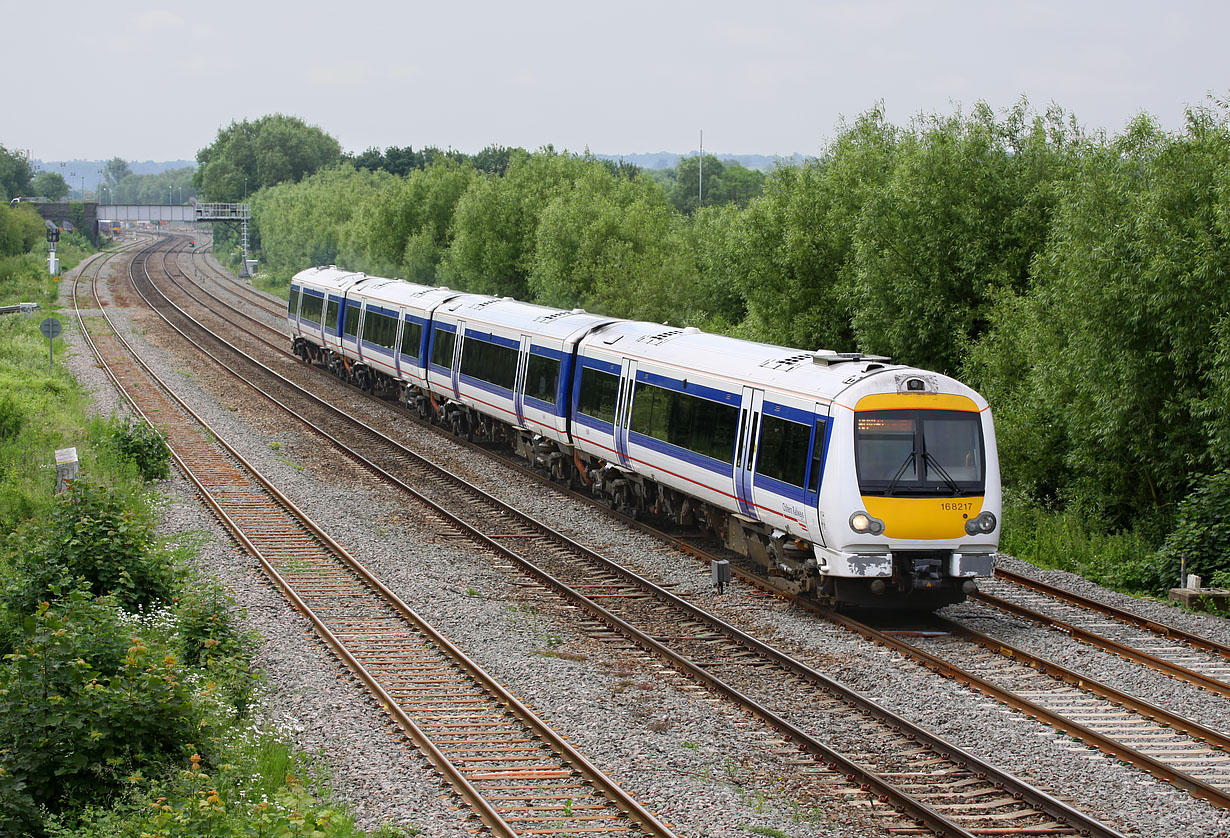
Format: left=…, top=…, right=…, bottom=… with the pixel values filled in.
left=755, top=414, right=810, bottom=488
left=300, top=293, right=324, bottom=326
left=364, top=311, right=397, bottom=351
left=460, top=336, right=518, bottom=390
left=808, top=420, right=826, bottom=493
left=525, top=353, right=560, bottom=405
left=323, top=299, right=337, bottom=333
left=399, top=321, right=423, bottom=361
left=431, top=329, right=455, bottom=369
left=577, top=367, right=620, bottom=424
left=343, top=302, right=361, bottom=339
left=630, top=380, right=737, bottom=464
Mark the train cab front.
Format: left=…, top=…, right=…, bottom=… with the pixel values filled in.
left=820, top=373, right=1001, bottom=610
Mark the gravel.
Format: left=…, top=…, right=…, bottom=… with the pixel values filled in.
left=55, top=244, right=1230, bottom=838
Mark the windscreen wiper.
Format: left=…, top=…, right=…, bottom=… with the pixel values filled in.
left=883, top=450, right=917, bottom=496
left=923, top=451, right=961, bottom=495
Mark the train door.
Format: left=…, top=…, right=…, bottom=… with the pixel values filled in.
left=734, top=386, right=765, bottom=520
left=450, top=319, right=465, bottom=399
left=803, top=403, right=830, bottom=542
left=355, top=303, right=367, bottom=365
left=512, top=335, right=531, bottom=427
left=392, top=310, right=405, bottom=379
left=613, top=359, right=639, bottom=468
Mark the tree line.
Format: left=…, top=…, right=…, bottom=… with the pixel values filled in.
left=192, top=103, right=1230, bottom=593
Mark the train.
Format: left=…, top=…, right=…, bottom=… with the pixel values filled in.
left=287, top=266, right=1001, bottom=609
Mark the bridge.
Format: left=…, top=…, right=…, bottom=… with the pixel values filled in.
left=95, top=202, right=249, bottom=224
left=28, top=201, right=255, bottom=276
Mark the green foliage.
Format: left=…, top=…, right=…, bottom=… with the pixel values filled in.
left=0, top=145, right=34, bottom=202
left=720, top=107, right=899, bottom=351
left=348, top=143, right=471, bottom=176
left=172, top=576, right=252, bottom=679
left=1000, top=494, right=1168, bottom=593
left=109, top=167, right=196, bottom=206
left=853, top=101, right=1083, bottom=375
left=0, top=204, right=48, bottom=258
left=195, top=114, right=343, bottom=201
left=975, top=106, right=1230, bottom=532
left=251, top=164, right=392, bottom=282
left=30, top=172, right=69, bottom=202
left=109, top=418, right=170, bottom=481
left=1156, top=470, right=1230, bottom=587
left=102, top=158, right=132, bottom=188
left=0, top=590, right=199, bottom=823
left=667, top=154, right=765, bottom=214
left=528, top=164, right=695, bottom=320
left=5, top=476, right=172, bottom=615
left=349, top=162, right=476, bottom=281
left=438, top=149, right=599, bottom=299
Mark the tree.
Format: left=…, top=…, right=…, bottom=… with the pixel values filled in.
left=30, top=171, right=68, bottom=201
left=852, top=101, right=1082, bottom=375
left=529, top=164, right=694, bottom=320
left=0, top=203, right=46, bottom=256
left=250, top=163, right=392, bottom=281
left=349, top=161, right=476, bottom=281
left=103, top=157, right=131, bottom=187
left=439, top=149, right=598, bottom=299
left=194, top=114, right=342, bottom=201
left=0, top=145, right=33, bottom=202
left=970, top=106, right=1230, bottom=532
left=720, top=106, right=900, bottom=353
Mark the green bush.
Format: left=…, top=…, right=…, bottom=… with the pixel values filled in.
left=4, top=476, right=172, bottom=615
left=1001, top=493, right=1168, bottom=594
left=0, top=590, right=199, bottom=827
left=109, top=417, right=170, bottom=481
left=1156, top=469, right=1230, bottom=588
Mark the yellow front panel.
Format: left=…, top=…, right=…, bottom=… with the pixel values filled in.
left=863, top=496, right=984, bottom=540
left=855, top=393, right=979, bottom=412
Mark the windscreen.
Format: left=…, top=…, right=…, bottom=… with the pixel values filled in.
left=855, top=409, right=984, bottom=496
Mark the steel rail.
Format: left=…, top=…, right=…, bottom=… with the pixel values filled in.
left=972, top=591, right=1230, bottom=699
left=993, top=567, right=1230, bottom=661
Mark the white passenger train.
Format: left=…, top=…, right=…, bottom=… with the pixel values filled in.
left=289, top=266, right=1001, bottom=609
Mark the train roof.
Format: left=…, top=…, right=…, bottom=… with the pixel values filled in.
left=436, top=293, right=619, bottom=343
left=291, top=265, right=369, bottom=293
left=580, top=319, right=909, bottom=402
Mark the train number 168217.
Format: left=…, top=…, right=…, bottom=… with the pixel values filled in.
left=941, top=501, right=976, bottom=512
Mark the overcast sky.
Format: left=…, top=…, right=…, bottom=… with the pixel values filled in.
left=3, top=0, right=1226, bottom=162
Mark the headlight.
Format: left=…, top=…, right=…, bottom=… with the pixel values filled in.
left=965, top=512, right=997, bottom=535
left=849, top=511, right=885, bottom=535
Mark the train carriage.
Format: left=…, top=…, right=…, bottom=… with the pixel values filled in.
left=424, top=295, right=617, bottom=459
left=351, top=279, right=459, bottom=397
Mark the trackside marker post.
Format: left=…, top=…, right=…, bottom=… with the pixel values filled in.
left=40, top=317, right=62, bottom=369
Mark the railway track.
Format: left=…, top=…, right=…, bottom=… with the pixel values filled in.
left=75, top=238, right=676, bottom=838
left=169, top=238, right=1230, bottom=710
left=131, top=236, right=1129, bottom=836
left=642, top=526, right=1230, bottom=813
left=977, top=571, right=1230, bottom=697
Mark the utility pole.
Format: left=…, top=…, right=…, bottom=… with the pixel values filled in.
left=698, top=129, right=703, bottom=207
